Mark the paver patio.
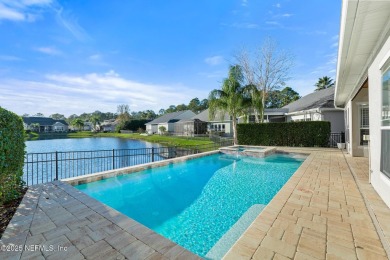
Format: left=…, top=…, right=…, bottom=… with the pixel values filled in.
left=0, top=148, right=389, bottom=260
left=224, top=148, right=390, bottom=260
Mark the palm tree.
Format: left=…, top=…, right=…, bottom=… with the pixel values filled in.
left=72, top=118, right=84, bottom=131
left=315, top=76, right=335, bottom=91
left=90, top=116, right=100, bottom=131
left=209, top=65, right=252, bottom=145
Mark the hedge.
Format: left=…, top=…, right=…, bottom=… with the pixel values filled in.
left=237, top=121, right=331, bottom=147
left=0, top=107, right=25, bottom=205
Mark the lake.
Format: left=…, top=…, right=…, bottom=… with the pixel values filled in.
left=26, top=137, right=160, bottom=153
left=24, top=137, right=163, bottom=186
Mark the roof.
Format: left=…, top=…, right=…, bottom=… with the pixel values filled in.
left=23, top=117, right=68, bottom=126
left=146, top=110, right=195, bottom=124
left=187, top=109, right=231, bottom=122
left=335, top=0, right=390, bottom=107
left=283, top=87, right=336, bottom=113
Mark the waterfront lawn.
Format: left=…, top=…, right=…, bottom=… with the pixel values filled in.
left=28, top=131, right=215, bottom=147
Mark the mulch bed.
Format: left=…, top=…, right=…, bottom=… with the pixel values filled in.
left=0, top=188, right=28, bottom=238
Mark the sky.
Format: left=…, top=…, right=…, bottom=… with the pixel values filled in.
left=0, top=0, right=341, bottom=117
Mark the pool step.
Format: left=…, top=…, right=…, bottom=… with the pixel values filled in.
left=205, top=204, right=266, bottom=260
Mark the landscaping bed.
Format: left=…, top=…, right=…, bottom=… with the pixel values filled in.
left=0, top=187, right=27, bottom=238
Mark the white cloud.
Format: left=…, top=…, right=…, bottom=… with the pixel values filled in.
left=54, top=7, right=90, bottom=41
left=204, top=55, right=224, bottom=66
left=0, top=3, right=24, bottom=21
left=0, top=70, right=206, bottom=116
left=230, top=22, right=258, bottom=29
left=35, top=46, right=62, bottom=55
left=0, top=55, right=22, bottom=61
left=241, top=0, right=248, bottom=7
left=274, top=3, right=281, bottom=8
left=0, top=0, right=51, bottom=22
left=89, top=54, right=101, bottom=61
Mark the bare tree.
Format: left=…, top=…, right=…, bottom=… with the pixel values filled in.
left=117, top=104, right=131, bottom=124
left=236, top=37, right=293, bottom=122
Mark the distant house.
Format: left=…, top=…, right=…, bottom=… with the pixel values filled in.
left=189, top=109, right=234, bottom=136
left=145, top=110, right=196, bottom=134
left=100, top=119, right=118, bottom=132
left=83, top=122, right=93, bottom=131
left=282, top=87, right=345, bottom=133
left=23, top=117, right=69, bottom=132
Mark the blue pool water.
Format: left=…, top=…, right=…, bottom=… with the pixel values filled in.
left=75, top=153, right=305, bottom=257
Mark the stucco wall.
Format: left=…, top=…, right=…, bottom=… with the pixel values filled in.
left=323, top=111, right=345, bottom=133
left=368, top=34, right=390, bottom=208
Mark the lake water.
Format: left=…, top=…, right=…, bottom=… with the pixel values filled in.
left=25, top=137, right=160, bottom=153
left=24, top=137, right=162, bottom=185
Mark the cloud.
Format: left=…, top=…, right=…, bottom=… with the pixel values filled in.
left=0, top=0, right=51, bottom=22
left=241, top=0, right=248, bottom=7
left=89, top=54, right=101, bottom=61
left=204, top=56, right=224, bottom=66
left=0, top=55, right=22, bottom=61
left=35, top=46, right=62, bottom=55
left=274, top=3, right=281, bottom=8
left=230, top=22, right=258, bottom=29
left=54, top=7, right=90, bottom=41
left=0, top=70, right=206, bottom=116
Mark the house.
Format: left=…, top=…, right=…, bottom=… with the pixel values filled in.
left=248, top=109, right=288, bottom=123
left=23, top=117, right=69, bottom=132
left=100, top=119, right=118, bottom=132
left=83, top=122, right=93, bottom=131
left=189, top=109, right=235, bottom=136
left=283, top=87, right=345, bottom=133
left=334, top=0, right=390, bottom=206
left=145, top=110, right=196, bottom=134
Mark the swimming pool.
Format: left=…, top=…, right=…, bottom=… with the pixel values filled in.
left=75, top=152, right=305, bottom=257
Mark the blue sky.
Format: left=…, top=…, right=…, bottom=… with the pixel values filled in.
left=0, top=0, right=341, bottom=116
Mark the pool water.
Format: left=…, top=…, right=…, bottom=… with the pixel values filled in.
left=75, top=153, right=305, bottom=257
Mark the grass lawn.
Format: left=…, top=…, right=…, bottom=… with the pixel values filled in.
left=26, top=131, right=215, bottom=146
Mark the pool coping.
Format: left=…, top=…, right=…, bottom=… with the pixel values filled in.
left=63, top=150, right=220, bottom=186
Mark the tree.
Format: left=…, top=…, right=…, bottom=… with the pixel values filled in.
left=199, top=99, right=209, bottom=111
left=31, top=123, right=40, bottom=132
left=176, top=104, right=188, bottom=111
left=188, top=98, right=201, bottom=113
left=90, top=116, right=100, bottom=131
left=34, top=112, right=44, bottom=117
left=50, top=113, right=66, bottom=120
left=165, top=105, right=177, bottom=114
left=72, top=118, right=84, bottom=131
left=236, top=37, right=293, bottom=122
left=315, top=76, right=334, bottom=91
left=117, top=104, right=131, bottom=124
left=266, top=87, right=300, bottom=108
left=22, top=113, right=29, bottom=117
left=158, top=126, right=167, bottom=135
left=209, top=65, right=252, bottom=145
left=158, top=109, right=165, bottom=115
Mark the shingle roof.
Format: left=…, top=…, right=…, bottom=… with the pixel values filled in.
left=185, top=109, right=231, bottom=122
left=283, top=87, right=335, bottom=113
left=145, top=110, right=195, bottom=124
left=22, top=117, right=68, bottom=126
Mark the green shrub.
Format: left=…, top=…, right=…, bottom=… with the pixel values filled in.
left=0, top=107, right=25, bottom=205
left=237, top=121, right=331, bottom=147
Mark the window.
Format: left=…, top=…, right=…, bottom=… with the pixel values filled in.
left=381, top=65, right=390, bottom=178
left=360, top=105, right=369, bottom=146
left=222, top=124, right=225, bottom=130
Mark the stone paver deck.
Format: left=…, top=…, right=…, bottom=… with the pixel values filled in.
left=0, top=181, right=200, bottom=260
left=1, top=148, right=389, bottom=260
left=224, top=148, right=390, bottom=260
